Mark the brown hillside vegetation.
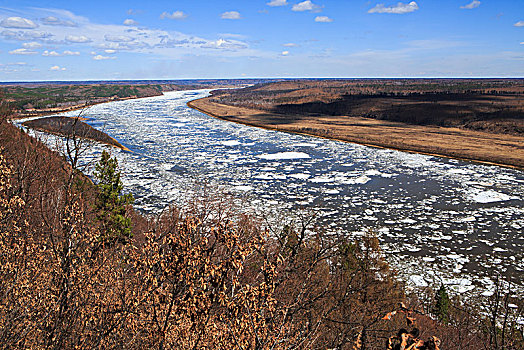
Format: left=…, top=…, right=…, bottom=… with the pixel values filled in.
left=1, top=92, right=523, bottom=348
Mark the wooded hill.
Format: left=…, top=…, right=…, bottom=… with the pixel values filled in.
left=211, top=79, right=524, bottom=136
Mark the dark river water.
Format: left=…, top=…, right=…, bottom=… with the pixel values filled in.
left=21, top=89, right=524, bottom=298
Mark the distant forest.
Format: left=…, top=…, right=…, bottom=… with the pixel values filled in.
left=211, top=79, right=524, bottom=135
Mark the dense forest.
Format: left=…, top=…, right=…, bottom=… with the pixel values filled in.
left=0, top=89, right=523, bottom=349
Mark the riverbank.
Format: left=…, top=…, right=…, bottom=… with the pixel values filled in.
left=22, top=116, right=130, bottom=151
left=188, top=97, right=524, bottom=170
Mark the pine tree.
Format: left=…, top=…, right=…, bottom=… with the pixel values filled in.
left=93, top=150, right=133, bottom=246
left=433, top=283, right=451, bottom=324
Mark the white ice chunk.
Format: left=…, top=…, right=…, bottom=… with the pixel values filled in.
left=290, top=173, right=311, bottom=180
left=352, top=175, right=371, bottom=184
left=221, top=140, right=242, bottom=146
left=410, top=275, right=428, bottom=287
left=257, top=151, right=310, bottom=160
left=291, top=142, right=317, bottom=147
left=234, top=185, right=253, bottom=191
left=469, top=190, right=515, bottom=204
left=310, top=176, right=335, bottom=183
left=364, top=169, right=381, bottom=176
left=448, top=169, right=470, bottom=175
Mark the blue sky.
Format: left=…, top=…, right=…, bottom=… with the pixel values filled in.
left=0, top=0, right=522, bottom=81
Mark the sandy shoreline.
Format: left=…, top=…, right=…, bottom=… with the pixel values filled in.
left=188, top=97, right=524, bottom=171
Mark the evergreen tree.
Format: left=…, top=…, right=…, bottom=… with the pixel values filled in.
left=93, top=150, right=133, bottom=246
left=433, top=283, right=451, bottom=324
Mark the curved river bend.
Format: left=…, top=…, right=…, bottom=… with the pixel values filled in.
left=27, top=90, right=524, bottom=297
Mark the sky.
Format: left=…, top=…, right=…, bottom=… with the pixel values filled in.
left=0, top=0, right=522, bottom=81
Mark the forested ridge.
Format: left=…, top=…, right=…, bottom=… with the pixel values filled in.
left=1, top=90, right=523, bottom=349
left=211, top=79, right=524, bottom=136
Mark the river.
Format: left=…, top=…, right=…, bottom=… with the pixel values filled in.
left=22, top=89, right=524, bottom=298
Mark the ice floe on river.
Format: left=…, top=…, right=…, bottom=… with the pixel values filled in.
left=468, top=189, right=517, bottom=203
left=257, top=151, right=311, bottom=160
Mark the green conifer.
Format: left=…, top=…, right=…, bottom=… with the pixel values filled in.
left=93, top=150, right=133, bottom=246
left=433, top=283, right=451, bottom=324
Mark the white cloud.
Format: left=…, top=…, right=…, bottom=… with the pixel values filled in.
left=50, top=65, right=66, bottom=71
left=93, top=54, right=116, bottom=60
left=514, top=21, right=524, bottom=27
left=22, top=41, right=42, bottom=49
left=283, top=42, right=299, bottom=47
left=1, top=30, right=52, bottom=41
left=104, top=49, right=116, bottom=53
left=315, top=16, right=333, bottom=22
left=41, top=16, right=77, bottom=27
left=42, top=50, right=60, bottom=56
left=267, top=0, right=288, bottom=6
left=221, top=11, right=241, bottom=19
left=42, top=50, right=79, bottom=56
left=1, top=8, right=255, bottom=60
left=0, top=61, right=31, bottom=73
left=63, top=50, right=80, bottom=56
left=65, top=35, right=91, bottom=43
left=123, top=19, right=138, bottom=26
left=281, top=51, right=289, bottom=55
left=460, top=1, right=480, bottom=9
left=292, top=1, right=323, bottom=12
left=0, top=17, right=38, bottom=29
left=202, top=38, right=249, bottom=50
left=368, top=1, right=419, bottom=14
left=105, top=34, right=133, bottom=42
left=160, top=11, right=188, bottom=20
left=9, top=48, right=38, bottom=55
